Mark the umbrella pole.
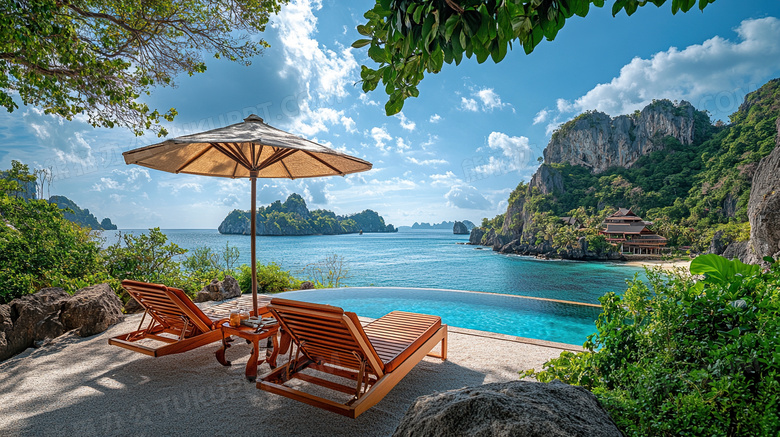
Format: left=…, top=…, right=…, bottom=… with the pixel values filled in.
left=250, top=171, right=258, bottom=316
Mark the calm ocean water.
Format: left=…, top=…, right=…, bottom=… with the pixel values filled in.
left=100, top=229, right=645, bottom=305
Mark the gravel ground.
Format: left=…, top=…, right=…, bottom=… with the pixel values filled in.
left=0, top=307, right=571, bottom=437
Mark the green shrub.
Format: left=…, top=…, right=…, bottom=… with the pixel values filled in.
left=102, top=228, right=188, bottom=290
left=525, top=254, right=780, bottom=436
left=236, top=262, right=302, bottom=294
left=0, top=162, right=104, bottom=302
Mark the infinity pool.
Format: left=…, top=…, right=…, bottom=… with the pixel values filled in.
left=275, top=287, right=602, bottom=346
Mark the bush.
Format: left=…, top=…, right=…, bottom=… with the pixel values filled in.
left=102, top=228, right=188, bottom=290
left=525, top=255, right=780, bottom=436
left=0, top=162, right=104, bottom=302
left=236, top=262, right=302, bottom=294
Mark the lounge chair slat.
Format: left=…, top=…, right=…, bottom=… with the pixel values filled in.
left=259, top=298, right=447, bottom=418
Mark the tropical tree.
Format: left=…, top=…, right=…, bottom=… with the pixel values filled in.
left=1, top=0, right=286, bottom=135
left=355, top=0, right=717, bottom=114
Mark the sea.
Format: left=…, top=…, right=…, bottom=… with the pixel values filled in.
left=100, top=228, right=646, bottom=305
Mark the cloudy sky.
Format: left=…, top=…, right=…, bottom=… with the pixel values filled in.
left=2, top=0, right=780, bottom=229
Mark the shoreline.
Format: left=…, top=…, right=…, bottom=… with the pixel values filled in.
left=623, top=259, right=692, bottom=272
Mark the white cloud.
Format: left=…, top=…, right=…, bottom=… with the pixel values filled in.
left=370, top=127, right=392, bottom=152
left=273, top=0, right=359, bottom=136
left=341, top=116, right=357, bottom=133
left=91, top=168, right=152, bottom=191
left=396, top=137, right=411, bottom=152
left=159, top=181, right=203, bottom=194
left=395, top=112, right=416, bottom=131
left=405, top=157, right=449, bottom=166
left=358, top=93, right=380, bottom=106
left=476, top=88, right=510, bottom=111
left=445, top=185, right=492, bottom=210
left=533, top=109, right=549, bottom=125
left=460, top=97, right=478, bottom=112
left=420, top=134, right=438, bottom=150
left=469, top=132, right=535, bottom=178
left=429, top=171, right=461, bottom=187
left=562, top=17, right=780, bottom=117
left=361, top=177, right=417, bottom=196
left=429, top=114, right=442, bottom=123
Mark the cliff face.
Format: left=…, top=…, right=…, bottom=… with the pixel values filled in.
left=745, top=117, right=780, bottom=264
left=544, top=100, right=698, bottom=173
left=49, top=196, right=116, bottom=230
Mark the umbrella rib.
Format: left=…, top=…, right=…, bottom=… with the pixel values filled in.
left=280, top=160, right=294, bottom=180
left=302, top=151, right=345, bottom=176
left=257, top=148, right=297, bottom=171
left=212, top=143, right=251, bottom=171
left=175, top=144, right=213, bottom=173
left=226, top=142, right=254, bottom=169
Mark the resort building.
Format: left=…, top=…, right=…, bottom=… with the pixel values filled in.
left=600, top=208, right=668, bottom=255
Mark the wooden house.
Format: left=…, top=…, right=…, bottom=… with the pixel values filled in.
left=600, top=208, right=667, bottom=254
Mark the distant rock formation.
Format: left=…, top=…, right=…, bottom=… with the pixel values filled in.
left=545, top=100, right=700, bottom=174
left=452, top=221, right=469, bottom=234
left=218, top=193, right=397, bottom=236
left=744, top=117, right=780, bottom=264
left=49, top=195, right=117, bottom=230
left=409, top=220, right=475, bottom=230
left=393, top=381, right=622, bottom=437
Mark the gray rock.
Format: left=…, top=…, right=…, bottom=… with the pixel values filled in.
left=1, top=285, right=124, bottom=361
left=723, top=241, right=750, bottom=261
left=530, top=164, right=564, bottom=195
left=708, top=230, right=732, bottom=255
left=578, top=236, right=588, bottom=253
left=544, top=100, right=698, bottom=174
left=453, top=221, right=469, bottom=235
left=745, top=117, right=780, bottom=265
left=299, top=281, right=315, bottom=290
left=468, top=227, right=485, bottom=245
left=195, top=275, right=242, bottom=302
left=393, top=380, right=623, bottom=437
left=60, top=283, right=123, bottom=337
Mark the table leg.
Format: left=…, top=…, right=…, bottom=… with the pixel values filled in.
left=266, top=333, right=280, bottom=369
left=216, top=333, right=232, bottom=367
left=245, top=337, right=260, bottom=382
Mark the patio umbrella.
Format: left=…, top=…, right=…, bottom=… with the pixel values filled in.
left=123, top=114, right=372, bottom=315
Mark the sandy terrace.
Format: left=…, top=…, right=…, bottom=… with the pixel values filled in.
left=0, top=304, right=574, bottom=437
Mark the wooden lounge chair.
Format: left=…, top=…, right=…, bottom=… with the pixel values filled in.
left=109, top=279, right=229, bottom=357
left=258, top=298, right=447, bottom=418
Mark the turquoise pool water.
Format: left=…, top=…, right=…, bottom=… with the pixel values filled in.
left=276, top=287, right=601, bottom=346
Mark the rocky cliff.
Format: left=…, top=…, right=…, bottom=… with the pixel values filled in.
left=744, top=117, right=780, bottom=264
left=49, top=195, right=117, bottom=230
left=544, top=100, right=700, bottom=173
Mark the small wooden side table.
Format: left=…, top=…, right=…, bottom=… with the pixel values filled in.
left=216, top=322, right=280, bottom=382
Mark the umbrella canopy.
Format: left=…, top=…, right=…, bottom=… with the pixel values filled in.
left=123, top=115, right=372, bottom=314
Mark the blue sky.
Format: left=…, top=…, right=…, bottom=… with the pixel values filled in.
left=2, top=0, right=780, bottom=229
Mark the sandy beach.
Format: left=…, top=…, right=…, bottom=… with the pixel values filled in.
left=623, top=259, right=692, bottom=272
left=0, top=305, right=574, bottom=437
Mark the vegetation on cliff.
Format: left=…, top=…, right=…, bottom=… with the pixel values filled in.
left=527, top=255, right=780, bottom=436
left=218, top=193, right=397, bottom=236
left=49, top=195, right=117, bottom=230
left=478, top=78, right=780, bottom=253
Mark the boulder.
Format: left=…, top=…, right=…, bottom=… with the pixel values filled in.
left=299, top=281, right=315, bottom=290
left=1, top=284, right=123, bottom=361
left=195, top=275, right=241, bottom=302
left=723, top=241, right=750, bottom=261
left=453, top=221, right=469, bottom=235
left=393, top=380, right=623, bottom=437
left=60, top=283, right=123, bottom=337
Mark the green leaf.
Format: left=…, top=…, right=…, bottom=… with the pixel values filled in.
left=385, top=92, right=404, bottom=115
left=690, top=254, right=762, bottom=285
left=351, top=39, right=371, bottom=48
left=356, top=25, right=371, bottom=36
